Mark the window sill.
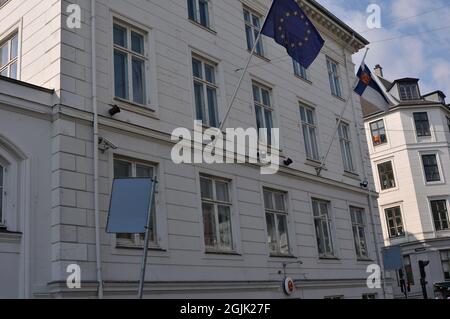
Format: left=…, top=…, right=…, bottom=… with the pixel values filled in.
left=115, top=244, right=165, bottom=251
left=205, top=250, right=241, bottom=256
left=331, top=94, right=346, bottom=102
left=188, top=19, right=217, bottom=35
left=248, top=50, right=270, bottom=63
left=425, top=181, right=445, bottom=186
left=305, top=159, right=325, bottom=169
left=319, top=256, right=339, bottom=261
left=294, top=74, right=312, bottom=85
left=269, top=254, right=297, bottom=259
left=112, top=98, right=159, bottom=119
left=357, top=258, right=374, bottom=263
left=344, top=171, right=360, bottom=180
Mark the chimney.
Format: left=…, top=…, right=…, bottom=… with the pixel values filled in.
left=374, top=64, right=384, bottom=78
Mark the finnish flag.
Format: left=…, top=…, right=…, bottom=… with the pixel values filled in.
left=354, top=64, right=390, bottom=108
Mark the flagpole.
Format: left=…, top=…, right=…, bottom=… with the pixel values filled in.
left=218, top=1, right=274, bottom=132
left=315, top=47, right=369, bottom=176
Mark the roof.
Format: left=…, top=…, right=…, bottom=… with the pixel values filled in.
left=423, top=90, right=447, bottom=99
left=387, top=78, right=420, bottom=91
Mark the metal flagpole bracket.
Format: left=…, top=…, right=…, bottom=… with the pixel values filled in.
left=138, top=176, right=158, bottom=299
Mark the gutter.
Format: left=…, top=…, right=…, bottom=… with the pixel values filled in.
left=91, top=0, right=104, bottom=299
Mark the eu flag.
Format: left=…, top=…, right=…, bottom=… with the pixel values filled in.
left=261, top=0, right=325, bottom=69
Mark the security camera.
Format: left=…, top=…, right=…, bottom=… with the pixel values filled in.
left=98, top=136, right=118, bottom=153
left=360, top=180, right=369, bottom=188
left=283, top=158, right=294, bottom=166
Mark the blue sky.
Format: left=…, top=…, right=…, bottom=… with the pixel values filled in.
left=316, top=0, right=450, bottom=96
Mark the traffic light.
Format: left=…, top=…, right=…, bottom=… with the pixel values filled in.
left=418, top=260, right=430, bottom=299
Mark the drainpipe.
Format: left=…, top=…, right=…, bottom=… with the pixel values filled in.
left=91, top=0, right=104, bottom=299
left=343, top=48, right=386, bottom=299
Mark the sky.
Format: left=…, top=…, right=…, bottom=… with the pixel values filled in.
left=316, top=0, right=450, bottom=96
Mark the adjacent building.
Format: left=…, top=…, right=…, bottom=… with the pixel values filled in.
left=0, top=0, right=390, bottom=298
left=362, top=65, right=450, bottom=299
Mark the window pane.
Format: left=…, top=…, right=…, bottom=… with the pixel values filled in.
left=199, top=0, right=209, bottom=27
left=200, top=177, right=213, bottom=199
left=114, top=50, right=128, bottom=99
left=215, top=181, right=229, bottom=202
left=204, top=64, right=215, bottom=83
left=131, top=31, right=144, bottom=54
left=255, top=106, right=264, bottom=130
left=0, top=68, right=7, bottom=76
left=132, top=58, right=145, bottom=104
left=202, top=203, right=216, bottom=247
left=187, top=0, right=197, bottom=21
left=245, top=25, right=253, bottom=51
left=277, top=214, right=289, bottom=254
left=274, top=193, right=285, bottom=211
left=207, top=87, right=218, bottom=127
left=266, top=213, right=277, bottom=253
left=261, top=89, right=270, bottom=107
left=9, top=62, right=17, bottom=79
left=114, top=160, right=131, bottom=178
left=113, top=24, right=127, bottom=47
left=194, top=81, right=205, bottom=121
left=315, top=219, right=324, bottom=255
left=11, top=35, right=18, bottom=59
left=136, top=164, right=153, bottom=178
left=218, top=205, right=232, bottom=249
left=0, top=43, right=8, bottom=67
left=192, top=58, right=202, bottom=78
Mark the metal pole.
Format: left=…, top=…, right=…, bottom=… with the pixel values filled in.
left=138, top=177, right=157, bottom=299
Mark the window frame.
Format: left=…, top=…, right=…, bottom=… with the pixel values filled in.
left=326, top=57, right=342, bottom=98
left=421, top=153, right=442, bottom=184
left=192, top=54, right=220, bottom=128
left=243, top=7, right=264, bottom=57
left=440, top=250, right=450, bottom=281
left=377, top=161, right=396, bottom=191
left=252, top=81, right=274, bottom=145
left=399, top=84, right=420, bottom=101
left=430, top=199, right=450, bottom=232
left=385, top=206, right=405, bottom=238
left=312, top=198, right=336, bottom=259
left=299, top=103, right=320, bottom=161
left=113, top=157, right=158, bottom=248
left=263, top=188, right=291, bottom=256
left=413, top=112, right=431, bottom=137
left=350, top=206, right=369, bottom=260
left=293, top=59, right=309, bottom=81
left=0, top=29, right=19, bottom=79
left=370, top=119, right=388, bottom=146
left=200, top=175, right=234, bottom=252
left=338, top=121, right=355, bottom=173
left=187, top=0, right=213, bottom=30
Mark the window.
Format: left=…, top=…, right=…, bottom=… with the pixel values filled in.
left=377, top=161, right=396, bottom=190
left=264, top=189, right=290, bottom=255
left=399, top=84, right=420, bottom=101
left=188, top=0, right=211, bottom=28
left=403, top=255, right=414, bottom=285
left=338, top=122, right=355, bottom=172
left=192, top=56, right=219, bottom=127
left=0, top=32, right=18, bottom=79
left=243, top=8, right=264, bottom=56
left=0, top=164, right=3, bottom=224
left=413, top=112, right=431, bottom=137
left=422, top=154, right=441, bottom=182
left=362, top=294, right=377, bottom=299
left=350, top=207, right=368, bottom=259
left=370, top=119, right=387, bottom=146
left=200, top=176, right=233, bottom=251
left=114, top=158, right=157, bottom=247
left=299, top=104, right=320, bottom=161
left=253, top=82, right=274, bottom=145
left=430, top=200, right=449, bottom=231
left=446, top=117, right=450, bottom=133
left=293, top=59, right=308, bottom=80
left=326, top=57, right=342, bottom=98
left=312, top=199, right=335, bottom=258
left=440, top=250, right=450, bottom=280
left=385, top=206, right=404, bottom=238
left=113, top=21, right=147, bottom=105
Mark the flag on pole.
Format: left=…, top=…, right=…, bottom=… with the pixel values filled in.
left=354, top=64, right=390, bottom=106
left=261, top=0, right=325, bottom=69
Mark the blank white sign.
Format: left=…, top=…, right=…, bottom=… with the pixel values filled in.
left=106, top=178, right=155, bottom=234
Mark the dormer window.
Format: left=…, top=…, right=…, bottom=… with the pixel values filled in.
left=399, top=84, right=420, bottom=101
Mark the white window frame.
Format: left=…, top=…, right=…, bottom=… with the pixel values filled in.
left=312, top=198, right=336, bottom=258
left=0, top=27, right=19, bottom=80
left=350, top=206, right=369, bottom=260
left=252, top=81, right=274, bottom=145
left=299, top=103, right=320, bottom=161
left=399, top=84, right=420, bottom=101
left=377, top=160, right=397, bottom=191
left=113, top=157, right=158, bottom=248
left=421, top=153, right=443, bottom=184
left=187, top=0, right=213, bottom=29
left=326, top=57, right=342, bottom=98
left=293, top=59, right=309, bottom=81
left=370, top=119, right=388, bottom=146
left=385, top=206, right=405, bottom=238
left=243, top=7, right=264, bottom=56
left=338, top=121, right=355, bottom=173
left=430, top=199, right=450, bottom=232
left=192, top=54, right=220, bottom=128
left=413, top=112, right=431, bottom=138
left=200, top=175, right=234, bottom=252
left=264, top=188, right=291, bottom=256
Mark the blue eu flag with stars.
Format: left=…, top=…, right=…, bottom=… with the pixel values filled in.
left=261, top=0, right=325, bottom=69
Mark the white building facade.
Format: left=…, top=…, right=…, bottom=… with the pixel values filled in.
left=362, top=66, right=450, bottom=299
left=0, top=0, right=390, bottom=299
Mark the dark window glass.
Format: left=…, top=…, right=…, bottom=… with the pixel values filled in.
left=422, top=155, right=440, bottom=182
left=414, top=112, right=431, bottom=137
